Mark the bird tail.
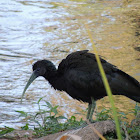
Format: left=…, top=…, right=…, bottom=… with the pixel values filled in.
left=112, top=70, right=140, bottom=103
left=119, top=70, right=140, bottom=103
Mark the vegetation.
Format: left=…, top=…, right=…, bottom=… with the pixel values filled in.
left=18, top=97, right=85, bottom=137
left=1, top=22, right=139, bottom=139
left=0, top=98, right=139, bottom=139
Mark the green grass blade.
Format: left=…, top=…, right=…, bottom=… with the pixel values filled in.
left=85, top=23, right=122, bottom=140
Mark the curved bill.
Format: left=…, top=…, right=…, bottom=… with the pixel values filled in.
left=21, top=70, right=39, bottom=103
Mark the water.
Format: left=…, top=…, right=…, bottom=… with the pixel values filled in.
left=0, top=0, right=69, bottom=128
left=0, top=0, right=139, bottom=128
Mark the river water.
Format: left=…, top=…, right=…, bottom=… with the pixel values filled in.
left=0, top=0, right=139, bottom=128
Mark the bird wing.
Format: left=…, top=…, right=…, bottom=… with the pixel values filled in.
left=58, top=50, right=140, bottom=100
left=58, top=50, right=107, bottom=90
left=64, top=60, right=118, bottom=90
left=58, top=50, right=106, bottom=74
left=65, top=69, right=103, bottom=89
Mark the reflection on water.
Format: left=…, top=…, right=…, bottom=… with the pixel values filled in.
left=0, top=0, right=139, bottom=128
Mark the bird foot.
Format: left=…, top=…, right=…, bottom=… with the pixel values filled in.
left=88, top=119, right=96, bottom=123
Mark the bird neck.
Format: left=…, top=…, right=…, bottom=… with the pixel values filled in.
left=45, top=70, right=66, bottom=91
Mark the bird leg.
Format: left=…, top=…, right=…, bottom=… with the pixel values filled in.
left=72, top=97, right=96, bottom=130
left=87, top=97, right=96, bottom=123
left=86, top=103, right=92, bottom=120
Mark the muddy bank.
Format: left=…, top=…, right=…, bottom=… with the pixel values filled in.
left=2, top=121, right=115, bottom=140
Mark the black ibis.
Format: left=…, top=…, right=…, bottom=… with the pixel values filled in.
left=21, top=50, right=140, bottom=122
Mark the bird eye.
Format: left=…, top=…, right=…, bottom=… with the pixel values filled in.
left=36, top=68, right=40, bottom=72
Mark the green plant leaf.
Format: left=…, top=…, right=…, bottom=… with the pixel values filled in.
left=21, top=123, right=29, bottom=130
left=15, top=110, right=28, bottom=117
left=0, top=127, right=14, bottom=137
left=45, top=101, right=53, bottom=109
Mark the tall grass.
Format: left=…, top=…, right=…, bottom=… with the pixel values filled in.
left=84, top=23, right=122, bottom=140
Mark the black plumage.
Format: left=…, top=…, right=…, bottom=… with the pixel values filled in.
left=22, top=50, right=140, bottom=122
